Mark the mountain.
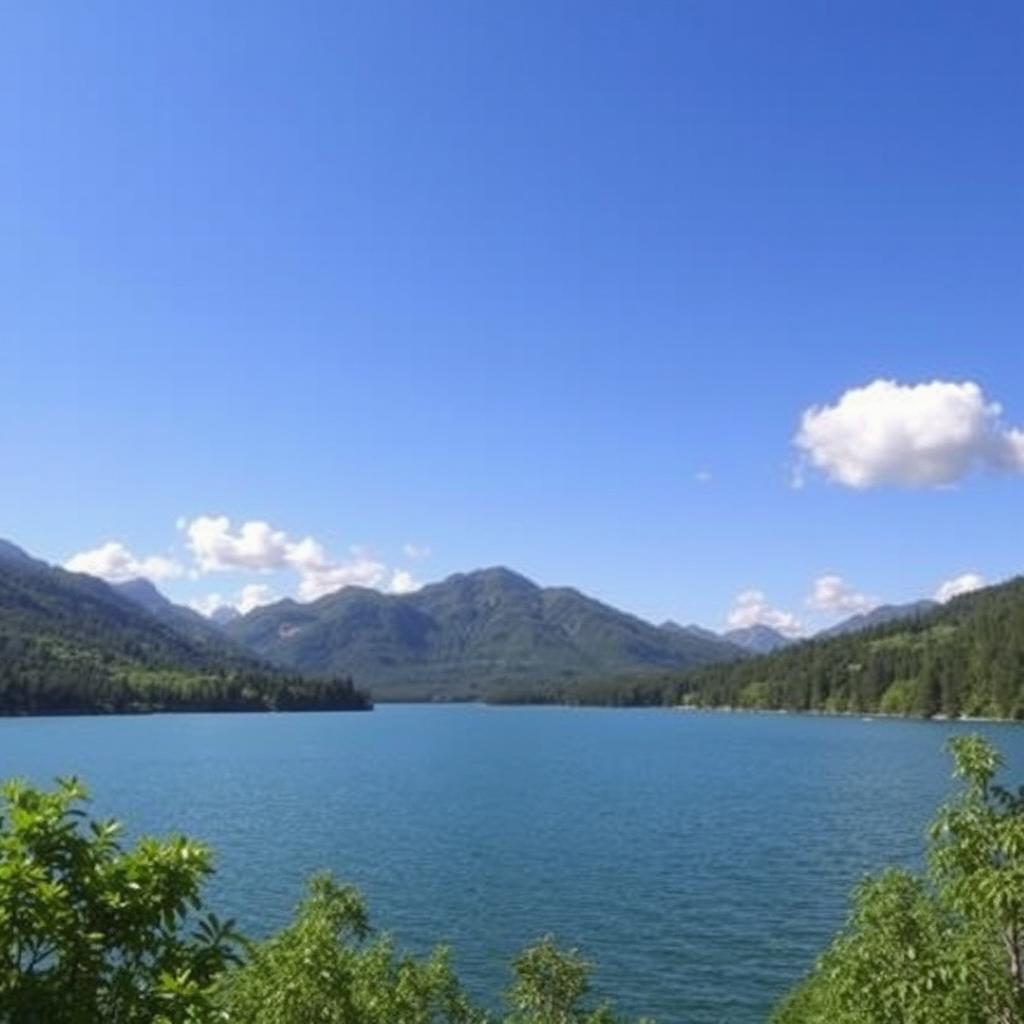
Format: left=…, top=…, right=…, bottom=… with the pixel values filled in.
left=112, top=578, right=247, bottom=655
left=816, top=600, right=939, bottom=639
left=0, top=541, right=370, bottom=715
left=553, top=577, right=1024, bottom=719
left=0, top=539, right=45, bottom=569
left=660, top=621, right=723, bottom=643
left=722, top=624, right=793, bottom=654
left=226, top=567, right=742, bottom=698
left=660, top=619, right=789, bottom=654
left=210, top=605, right=241, bottom=626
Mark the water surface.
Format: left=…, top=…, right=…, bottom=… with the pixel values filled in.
left=2, top=705, right=1021, bottom=1023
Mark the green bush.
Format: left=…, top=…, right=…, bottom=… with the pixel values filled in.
left=0, top=779, right=649, bottom=1024
left=774, top=735, right=1024, bottom=1024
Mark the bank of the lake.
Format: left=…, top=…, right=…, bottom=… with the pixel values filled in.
left=3, top=704, right=1022, bottom=1023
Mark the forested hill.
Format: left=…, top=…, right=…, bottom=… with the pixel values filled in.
left=226, top=566, right=744, bottom=699
left=0, top=543, right=370, bottom=715
left=492, top=577, right=1024, bottom=719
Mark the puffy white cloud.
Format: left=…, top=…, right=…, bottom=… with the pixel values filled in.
left=806, top=574, right=879, bottom=615
left=935, top=572, right=987, bottom=603
left=186, top=516, right=298, bottom=573
left=183, top=515, right=390, bottom=601
left=402, top=543, right=432, bottom=560
left=726, top=590, right=803, bottom=637
left=388, top=569, right=421, bottom=595
left=181, top=516, right=436, bottom=603
left=65, top=541, right=183, bottom=583
left=794, top=379, right=1024, bottom=489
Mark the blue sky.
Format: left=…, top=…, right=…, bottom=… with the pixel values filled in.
left=2, top=1, right=1022, bottom=633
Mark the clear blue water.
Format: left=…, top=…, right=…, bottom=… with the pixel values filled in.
left=2, top=705, right=1023, bottom=1023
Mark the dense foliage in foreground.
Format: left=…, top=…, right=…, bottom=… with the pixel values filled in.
left=0, top=551, right=370, bottom=714
left=774, top=735, right=1024, bottom=1023
left=493, top=578, right=1024, bottom=719
left=3, top=738, right=1024, bottom=1023
left=0, top=778, right=648, bottom=1023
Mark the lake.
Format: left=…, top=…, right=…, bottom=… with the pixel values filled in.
left=2, top=705, right=1022, bottom=1022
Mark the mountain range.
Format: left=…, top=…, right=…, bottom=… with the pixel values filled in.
left=815, top=600, right=939, bottom=639
left=0, top=535, right=1003, bottom=712
left=492, top=576, right=1024, bottom=719
left=222, top=567, right=744, bottom=699
left=0, top=540, right=369, bottom=714
left=661, top=600, right=945, bottom=656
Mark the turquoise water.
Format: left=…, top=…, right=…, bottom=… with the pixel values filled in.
left=2, top=705, right=1022, bottom=1022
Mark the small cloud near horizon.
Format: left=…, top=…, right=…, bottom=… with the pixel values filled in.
left=725, top=589, right=803, bottom=637
left=65, top=541, right=183, bottom=584
left=191, top=582, right=277, bottom=617
left=935, top=572, right=987, bottom=603
left=805, top=574, right=878, bottom=616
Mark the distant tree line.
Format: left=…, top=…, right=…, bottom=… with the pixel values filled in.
left=490, top=578, right=1024, bottom=720
left=0, top=635, right=370, bottom=714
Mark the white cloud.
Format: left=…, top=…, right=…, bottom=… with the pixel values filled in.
left=794, top=379, right=1024, bottom=489
left=237, top=583, right=277, bottom=613
left=190, top=583, right=277, bottom=617
left=177, top=515, right=440, bottom=604
left=806, top=574, right=879, bottom=615
left=189, top=592, right=228, bottom=617
left=298, top=555, right=388, bottom=601
left=388, top=569, right=421, bottom=595
left=183, top=515, right=393, bottom=601
left=935, top=572, right=987, bottom=604
left=65, top=541, right=183, bottom=584
left=185, top=516, right=298, bottom=573
left=726, top=590, right=803, bottom=637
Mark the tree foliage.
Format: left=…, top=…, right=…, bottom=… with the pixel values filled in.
left=492, top=578, right=1024, bottom=721
left=774, top=735, right=1024, bottom=1023
left=0, top=777, right=239, bottom=1024
left=0, top=779, right=649, bottom=1024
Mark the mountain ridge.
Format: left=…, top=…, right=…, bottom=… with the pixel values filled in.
left=817, top=599, right=939, bottom=639
left=225, top=565, right=744, bottom=698
left=506, top=577, right=1024, bottom=719
left=0, top=540, right=370, bottom=715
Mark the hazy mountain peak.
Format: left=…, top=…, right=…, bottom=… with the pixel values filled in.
left=661, top=620, right=722, bottom=642
left=0, top=538, right=43, bottom=568
left=445, top=566, right=539, bottom=590
left=113, top=577, right=172, bottom=614
left=722, top=623, right=793, bottom=654
left=210, top=605, right=242, bottom=626
left=817, top=600, right=939, bottom=639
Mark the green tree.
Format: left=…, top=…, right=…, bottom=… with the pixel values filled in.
left=219, top=874, right=483, bottom=1024
left=0, top=780, right=653, bottom=1024
left=505, top=936, right=652, bottom=1024
left=773, top=735, right=1024, bottom=1023
left=0, top=777, right=239, bottom=1024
